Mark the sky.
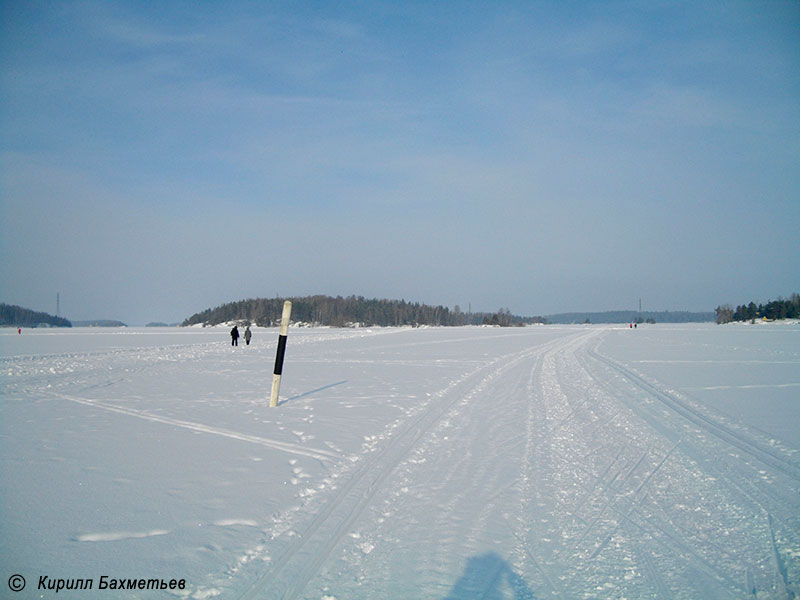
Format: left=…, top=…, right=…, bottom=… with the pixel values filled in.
left=1, top=1, right=798, bottom=325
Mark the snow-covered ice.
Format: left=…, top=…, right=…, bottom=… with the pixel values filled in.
left=2, top=323, right=799, bottom=599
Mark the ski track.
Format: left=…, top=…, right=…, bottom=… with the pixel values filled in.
left=575, top=337, right=800, bottom=598
left=4, top=326, right=799, bottom=599
left=54, top=392, right=340, bottom=462
left=236, top=332, right=583, bottom=599
left=237, top=326, right=800, bottom=599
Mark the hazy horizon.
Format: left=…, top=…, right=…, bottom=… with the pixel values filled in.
left=2, top=293, right=728, bottom=327
left=2, top=2, right=798, bottom=325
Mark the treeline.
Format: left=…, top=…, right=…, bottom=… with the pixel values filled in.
left=546, top=310, right=714, bottom=324
left=715, top=294, right=800, bottom=324
left=72, top=320, right=128, bottom=327
left=183, top=296, right=545, bottom=328
left=0, top=303, right=72, bottom=327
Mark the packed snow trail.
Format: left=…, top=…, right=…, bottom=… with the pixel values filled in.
left=2, top=325, right=799, bottom=599
left=233, top=325, right=800, bottom=600
left=239, top=330, right=585, bottom=600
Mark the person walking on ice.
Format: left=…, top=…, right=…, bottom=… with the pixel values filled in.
left=230, top=325, right=240, bottom=346
left=244, top=325, right=252, bottom=346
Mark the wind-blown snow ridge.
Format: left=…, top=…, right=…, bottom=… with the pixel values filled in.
left=76, top=530, right=169, bottom=542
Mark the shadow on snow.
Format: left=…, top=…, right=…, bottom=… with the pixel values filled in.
left=279, top=380, right=348, bottom=406
left=444, top=552, right=536, bottom=599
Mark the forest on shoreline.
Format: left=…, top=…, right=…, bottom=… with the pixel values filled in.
left=182, top=296, right=545, bottom=328
left=715, top=294, right=800, bottom=324
left=0, top=303, right=71, bottom=327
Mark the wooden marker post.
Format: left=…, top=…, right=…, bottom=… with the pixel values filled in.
left=269, top=301, right=292, bottom=407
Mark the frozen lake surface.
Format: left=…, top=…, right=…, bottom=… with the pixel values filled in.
left=2, top=323, right=799, bottom=599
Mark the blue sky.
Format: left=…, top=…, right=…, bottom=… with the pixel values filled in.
left=2, top=1, right=798, bottom=324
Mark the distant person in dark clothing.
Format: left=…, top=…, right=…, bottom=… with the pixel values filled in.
left=231, top=326, right=239, bottom=346
left=244, top=326, right=252, bottom=346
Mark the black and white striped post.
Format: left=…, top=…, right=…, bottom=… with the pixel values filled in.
left=269, top=301, right=292, bottom=407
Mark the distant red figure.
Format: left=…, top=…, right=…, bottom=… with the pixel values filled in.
left=18, top=328, right=21, bottom=334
